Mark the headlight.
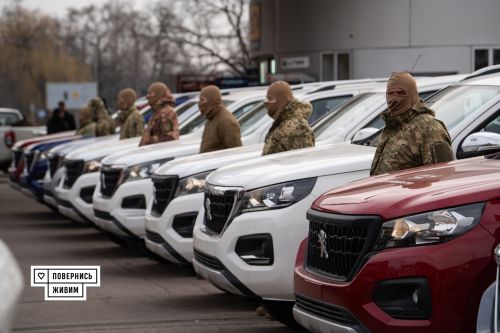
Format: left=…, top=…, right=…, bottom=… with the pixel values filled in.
left=238, top=178, right=317, bottom=214
left=374, top=202, right=485, bottom=250
left=83, top=160, right=102, bottom=173
left=126, top=159, right=172, bottom=182
left=176, top=170, right=213, bottom=197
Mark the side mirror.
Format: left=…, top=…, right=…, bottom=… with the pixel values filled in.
left=461, top=132, right=500, bottom=152
left=352, top=127, right=380, bottom=143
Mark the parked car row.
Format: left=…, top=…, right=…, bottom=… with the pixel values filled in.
left=9, top=68, right=500, bottom=332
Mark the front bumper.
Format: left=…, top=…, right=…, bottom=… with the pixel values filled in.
left=294, top=225, right=497, bottom=333
left=293, top=306, right=359, bottom=333
left=42, top=167, right=64, bottom=209
left=56, top=172, right=98, bottom=224
left=192, top=195, right=314, bottom=301
left=92, top=178, right=152, bottom=239
left=145, top=192, right=203, bottom=264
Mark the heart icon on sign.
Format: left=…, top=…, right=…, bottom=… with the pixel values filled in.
left=37, top=272, right=45, bottom=280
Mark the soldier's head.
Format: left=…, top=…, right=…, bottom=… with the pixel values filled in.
left=265, top=81, right=293, bottom=119
left=117, top=88, right=137, bottom=111
left=198, top=85, right=223, bottom=116
left=88, top=97, right=106, bottom=121
left=147, top=82, right=174, bottom=107
left=79, top=106, right=92, bottom=125
left=386, top=72, right=419, bottom=117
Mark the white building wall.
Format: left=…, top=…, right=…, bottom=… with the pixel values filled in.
left=352, top=47, right=472, bottom=78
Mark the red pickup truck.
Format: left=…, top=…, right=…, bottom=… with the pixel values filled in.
left=294, top=154, right=500, bottom=333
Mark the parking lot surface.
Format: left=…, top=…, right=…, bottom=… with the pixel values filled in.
left=0, top=178, right=299, bottom=332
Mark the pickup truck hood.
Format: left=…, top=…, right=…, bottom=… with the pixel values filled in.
left=65, top=136, right=135, bottom=162
left=313, top=156, right=500, bottom=220
left=12, top=130, right=75, bottom=149
left=155, top=144, right=264, bottom=178
left=101, top=136, right=202, bottom=166
left=206, top=143, right=376, bottom=190
left=49, top=136, right=116, bottom=156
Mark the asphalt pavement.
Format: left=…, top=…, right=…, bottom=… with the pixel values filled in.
left=0, top=177, right=301, bottom=332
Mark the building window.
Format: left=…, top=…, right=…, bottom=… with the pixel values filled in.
left=270, top=59, right=276, bottom=74
left=474, top=48, right=500, bottom=71
left=321, top=52, right=351, bottom=81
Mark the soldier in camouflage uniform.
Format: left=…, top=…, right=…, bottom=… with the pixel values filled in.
left=116, top=88, right=144, bottom=139
left=370, top=72, right=454, bottom=176
left=262, top=81, right=315, bottom=155
left=75, top=106, right=96, bottom=136
left=139, top=82, right=179, bottom=146
left=89, top=97, right=115, bottom=137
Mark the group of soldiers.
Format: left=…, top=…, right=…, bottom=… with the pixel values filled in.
left=73, top=72, right=453, bottom=175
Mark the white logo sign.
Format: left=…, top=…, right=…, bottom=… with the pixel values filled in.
left=318, top=230, right=329, bottom=259
left=31, top=266, right=100, bottom=301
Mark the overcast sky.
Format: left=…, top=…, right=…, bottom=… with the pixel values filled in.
left=0, top=0, right=154, bottom=17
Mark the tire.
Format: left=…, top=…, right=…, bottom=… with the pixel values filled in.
left=262, top=300, right=302, bottom=329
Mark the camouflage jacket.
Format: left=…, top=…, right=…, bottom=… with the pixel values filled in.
left=200, top=104, right=242, bottom=153
left=262, top=99, right=315, bottom=156
left=76, top=121, right=96, bottom=136
left=119, top=106, right=144, bottom=140
left=95, top=110, right=115, bottom=137
left=139, top=98, right=179, bottom=146
left=370, top=105, right=454, bottom=176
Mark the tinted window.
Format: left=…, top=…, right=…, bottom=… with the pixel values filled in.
left=0, top=112, right=21, bottom=126
left=309, top=95, right=352, bottom=124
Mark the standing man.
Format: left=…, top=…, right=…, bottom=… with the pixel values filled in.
left=75, top=106, right=96, bottom=136
left=117, top=88, right=144, bottom=140
left=47, top=101, right=76, bottom=134
left=139, top=82, right=179, bottom=146
left=370, top=72, right=454, bottom=176
left=262, top=81, right=315, bottom=155
left=199, top=85, right=242, bottom=153
left=88, top=97, right=115, bottom=137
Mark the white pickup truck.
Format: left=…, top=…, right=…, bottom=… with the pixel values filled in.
left=0, top=108, right=46, bottom=169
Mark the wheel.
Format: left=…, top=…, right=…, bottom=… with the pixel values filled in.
left=262, top=300, right=302, bottom=329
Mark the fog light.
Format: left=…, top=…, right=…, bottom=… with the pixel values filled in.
left=373, top=277, right=431, bottom=320
left=121, top=195, right=146, bottom=209
left=172, top=212, right=198, bottom=238
left=79, top=186, right=96, bottom=204
left=235, top=234, right=273, bottom=266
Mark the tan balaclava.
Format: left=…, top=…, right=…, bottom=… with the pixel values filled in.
left=199, top=85, right=223, bottom=118
left=265, top=81, right=293, bottom=119
left=88, top=98, right=106, bottom=121
left=79, top=106, right=92, bottom=125
left=386, top=72, right=419, bottom=116
left=117, top=88, right=137, bottom=111
left=147, top=82, right=175, bottom=108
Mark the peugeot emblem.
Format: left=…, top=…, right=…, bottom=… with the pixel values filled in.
left=318, top=229, right=329, bottom=259
left=152, top=185, right=157, bottom=206
left=205, top=197, right=212, bottom=221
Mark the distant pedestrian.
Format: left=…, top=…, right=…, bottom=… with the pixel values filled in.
left=199, top=85, right=242, bottom=153
left=139, top=82, right=179, bottom=146
left=370, top=72, right=454, bottom=176
left=75, top=106, right=96, bottom=136
left=88, top=97, right=115, bottom=137
left=47, top=101, right=76, bottom=134
left=116, top=88, right=144, bottom=139
left=262, top=81, right=315, bottom=155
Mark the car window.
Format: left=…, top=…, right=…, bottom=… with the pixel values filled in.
left=314, top=93, right=386, bottom=141
left=426, top=85, right=500, bottom=131
left=175, top=101, right=197, bottom=118
left=179, top=100, right=259, bottom=135
left=239, top=103, right=270, bottom=136
left=0, top=112, right=21, bottom=126
left=309, top=95, right=353, bottom=124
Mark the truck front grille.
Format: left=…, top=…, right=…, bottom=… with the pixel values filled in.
left=305, top=209, right=381, bottom=281
left=63, top=160, right=84, bottom=188
left=100, top=166, right=124, bottom=197
left=203, top=185, right=243, bottom=236
left=151, top=176, right=179, bottom=215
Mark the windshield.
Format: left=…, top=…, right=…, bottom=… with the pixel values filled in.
left=426, top=85, right=500, bottom=131
left=179, top=99, right=256, bottom=135
left=314, top=93, right=386, bottom=141
left=239, top=102, right=271, bottom=136
left=175, top=100, right=197, bottom=118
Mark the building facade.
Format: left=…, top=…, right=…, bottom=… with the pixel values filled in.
left=250, top=0, right=500, bottom=83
